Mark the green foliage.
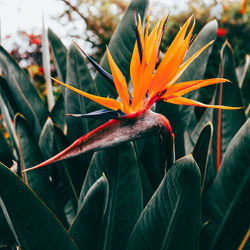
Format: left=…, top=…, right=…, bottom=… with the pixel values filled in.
left=0, top=0, right=249, bottom=249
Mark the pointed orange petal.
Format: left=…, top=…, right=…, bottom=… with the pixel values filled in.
left=145, top=21, right=160, bottom=61
left=138, top=15, right=144, bottom=50
left=51, top=77, right=123, bottom=111
left=131, top=17, right=168, bottom=111
left=130, top=42, right=141, bottom=95
left=164, top=40, right=214, bottom=89
left=149, top=19, right=195, bottom=94
left=165, top=78, right=230, bottom=97
left=106, top=47, right=130, bottom=112
left=164, top=96, right=242, bottom=109
left=168, top=16, right=193, bottom=50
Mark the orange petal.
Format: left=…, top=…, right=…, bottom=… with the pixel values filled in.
left=164, top=78, right=230, bottom=97
left=164, top=96, right=242, bottom=109
left=164, top=40, right=214, bottom=89
left=149, top=18, right=195, bottom=94
left=145, top=21, right=160, bottom=61
left=168, top=16, right=193, bottom=50
left=51, top=77, right=123, bottom=111
left=106, top=47, right=130, bottom=112
left=130, top=42, right=141, bottom=95
left=131, top=17, right=167, bottom=111
left=138, top=15, right=144, bottom=50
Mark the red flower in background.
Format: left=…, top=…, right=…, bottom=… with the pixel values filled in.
left=217, top=28, right=227, bottom=37
left=38, top=67, right=44, bottom=74
left=28, top=34, right=41, bottom=45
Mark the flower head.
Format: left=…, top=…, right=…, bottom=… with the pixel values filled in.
left=52, top=12, right=239, bottom=118
left=27, top=12, right=241, bottom=172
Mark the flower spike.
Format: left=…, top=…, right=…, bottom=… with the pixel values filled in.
left=28, top=11, right=242, bottom=171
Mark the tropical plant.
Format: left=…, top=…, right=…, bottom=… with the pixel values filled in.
left=0, top=0, right=249, bottom=249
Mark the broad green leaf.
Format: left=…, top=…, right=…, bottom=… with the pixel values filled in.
left=0, top=198, right=15, bottom=248
left=48, top=28, right=67, bottom=82
left=192, top=122, right=213, bottom=192
left=15, top=114, right=68, bottom=227
left=0, top=162, right=78, bottom=250
left=79, top=143, right=143, bottom=250
left=0, top=130, right=13, bottom=167
left=179, top=20, right=218, bottom=131
left=156, top=101, right=185, bottom=159
left=237, top=54, right=250, bottom=107
left=201, top=118, right=250, bottom=250
left=50, top=93, right=65, bottom=131
left=0, top=93, right=18, bottom=153
left=127, top=155, right=201, bottom=250
left=186, top=108, right=213, bottom=153
left=139, top=135, right=167, bottom=190
left=0, top=46, right=49, bottom=139
left=39, top=117, right=85, bottom=204
left=0, top=76, right=17, bottom=117
left=53, top=123, right=88, bottom=198
left=211, top=41, right=246, bottom=171
left=95, top=0, right=148, bottom=98
left=138, top=159, right=154, bottom=207
left=38, top=118, right=76, bottom=212
left=65, top=43, right=102, bottom=139
left=69, top=175, right=109, bottom=250
left=236, top=54, right=250, bottom=88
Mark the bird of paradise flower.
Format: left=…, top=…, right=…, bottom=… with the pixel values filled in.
left=25, top=11, right=240, bottom=172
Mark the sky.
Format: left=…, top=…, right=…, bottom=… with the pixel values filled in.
left=0, top=0, right=66, bottom=48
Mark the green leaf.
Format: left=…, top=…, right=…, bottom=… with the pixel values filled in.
left=211, top=41, right=246, bottom=171
left=0, top=94, right=18, bottom=153
left=39, top=117, right=85, bottom=203
left=156, top=101, right=185, bottom=159
left=15, top=114, right=68, bottom=227
left=50, top=93, right=65, bottom=131
left=127, top=155, right=201, bottom=250
left=0, top=75, right=17, bottom=117
left=79, top=143, right=143, bottom=250
left=0, top=193, right=15, bottom=248
left=0, top=162, right=78, bottom=250
left=0, top=130, right=13, bottom=167
left=185, top=108, right=213, bottom=153
left=0, top=46, right=49, bottom=139
left=69, top=175, right=109, bottom=250
left=139, top=135, right=167, bottom=190
left=48, top=28, right=67, bottom=82
left=236, top=54, right=250, bottom=107
left=179, top=20, right=218, bottom=131
left=236, top=54, right=250, bottom=88
left=65, top=43, right=101, bottom=139
left=38, top=118, right=76, bottom=211
left=201, top=118, right=250, bottom=250
left=95, top=0, right=149, bottom=98
left=192, top=122, right=213, bottom=192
